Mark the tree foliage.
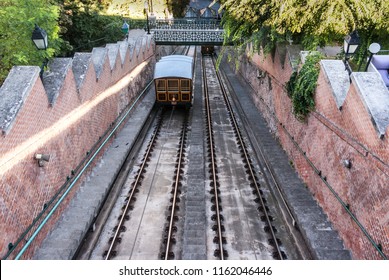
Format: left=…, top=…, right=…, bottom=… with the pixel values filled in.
left=220, top=0, right=389, bottom=54
left=220, top=1, right=388, bottom=119
left=286, top=52, right=323, bottom=120
left=0, top=0, right=62, bottom=85
left=0, top=0, right=125, bottom=84
left=57, top=0, right=123, bottom=56
left=166, top=0, right=190, bottom=18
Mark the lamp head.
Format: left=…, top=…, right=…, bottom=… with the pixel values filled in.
left=31, top=24, right=48, bottom=50
left=344, top=30, right=360, bottom=55
left=368, top=43, right=381, bottom=54
left=121, top=21, right=129, bottom=34
left=35, top=153, right=50, bottom=167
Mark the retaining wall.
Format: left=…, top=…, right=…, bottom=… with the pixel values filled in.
left=235, top=44, right=389, bottom=259
left=0, top=30, right=155, bottom=259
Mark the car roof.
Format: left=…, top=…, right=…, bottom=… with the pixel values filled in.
left=154, top=55, right=194, bottom=79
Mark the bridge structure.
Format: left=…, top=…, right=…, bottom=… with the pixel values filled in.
left=128, top=19, right=225, bottom=45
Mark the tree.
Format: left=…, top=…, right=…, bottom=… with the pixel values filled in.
left=220, top=0, right=389, bottom=54
left=167, top=0, right=190, bottom=18
left=57, top=0, right=123, bottom=56
left=0, top=0, right=62, bottom=85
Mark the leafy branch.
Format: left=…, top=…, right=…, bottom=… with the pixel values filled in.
left=286, top=52, right=323, bottom=121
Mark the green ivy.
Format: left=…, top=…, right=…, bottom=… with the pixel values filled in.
left=287, top=52, right=323, bottom=121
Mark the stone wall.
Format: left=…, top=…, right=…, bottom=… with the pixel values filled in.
left=235, top=44, right=389, bottom=259
left=0, top=30, right=155, bottom=259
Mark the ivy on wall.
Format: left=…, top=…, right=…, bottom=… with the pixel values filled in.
left=286, top=52, right=323, bottom=121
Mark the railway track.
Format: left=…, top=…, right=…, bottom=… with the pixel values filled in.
left=161, top=113, right=189, bottom=260
left=75, top=47, right=306, bottom=260
left=202, top=56, right=227, bottom=259
left=103, top=108, right=166, bottom=260
left=85, top=107, right=189, bottom=260
left=202, top=54, right=288, bottom=259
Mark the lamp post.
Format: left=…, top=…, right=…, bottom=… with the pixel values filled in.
left=343, top=30, right=360, bottom=76
left=31, top=24, right=49, bottom=79
left=144, top=1, right=150, bottom=34
left=365, top=43, right=381, bottom=71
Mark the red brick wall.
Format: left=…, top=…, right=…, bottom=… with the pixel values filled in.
left=0, top=38, right=155, bottom=259
left=236, top=46, right=389, bottom=259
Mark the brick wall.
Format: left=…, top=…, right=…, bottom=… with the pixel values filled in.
left=235, top=45, right=389, bottom=259
left=0, top=32, right=155, bottom=259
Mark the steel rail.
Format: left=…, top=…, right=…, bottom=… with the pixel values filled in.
left=163, top=116, right=188, bottom=260
left=202, top=55, right=225, bottom=260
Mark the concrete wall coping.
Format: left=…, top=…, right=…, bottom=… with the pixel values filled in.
left=320, top=60, right=350, bottom=109
left=106, top=43, right=120, bottom=69
left=43, top=58, right=73, bottom=105
left=91, top=47, right=108, bottom=79
left=351, top=72, right=389, bottom=138
left=118, top=40, right=129, bottom=64
left=72, top=53, right=93, bottom=90
left=0, top=66, right=40, bottom=135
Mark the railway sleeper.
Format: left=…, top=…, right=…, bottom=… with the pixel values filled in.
left=166, top=215, right=179, bottom=222
left=127, top=188, right=140, bottom=194
left=168, top=205, right=180, bottom=211
left=268, top=238, right=282, bottom=246
left=117, top=214, right=130, bottom=221
left=103, top=250, right=117, bottom=259
left=108, top=237, right=122, bottom=243
left=164, top=226, right=177, bottom=233
left=163, top=237, right=176, bottom=245
left=212, top=224, right=225, bottom=232
left=261, top=215, right=274, bottom=222
left=258, top=205, right=269, bottom=212
left=160, top=252, right=175, bottom=260
left=208, top=180, right=220, bottom=188
left=210, top=196, right=221, bottom=204
left=170, top=197, right=180, bottom=203
left=272, top=251, right=287, bottom=260
left=171, top=188, right=182, bottom=194
left=121, top=204, right=134, bottom=211
left=211, top=214, right=224, bottom=221
left=264, top=225, right=277, bottom=233
left=211, top=205, right=223, bottom=211
left=209, top=188, right=221, bottom=195
left=252, top=188, right=264, bottom=196
left=254, top=197, right=267, bottom=204
left=113, top=225, right=127, bottom=232
left=214, top=249, right=228, bottom=258
left=123, top=196, right=136, bottom=205
left=213, top=236, right=227, bottom=244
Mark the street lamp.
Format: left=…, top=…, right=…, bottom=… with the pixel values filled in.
left=31, top=24, right=48, bottom=50
left=121, top=21, right=129, bottom=38
left=31, top=24, right=48, bottom=79
left=144, top=1, right=150, bottom=34
left=343, top=30, right=360, bottom=75
left=365, top=42, right=381, bottom=71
